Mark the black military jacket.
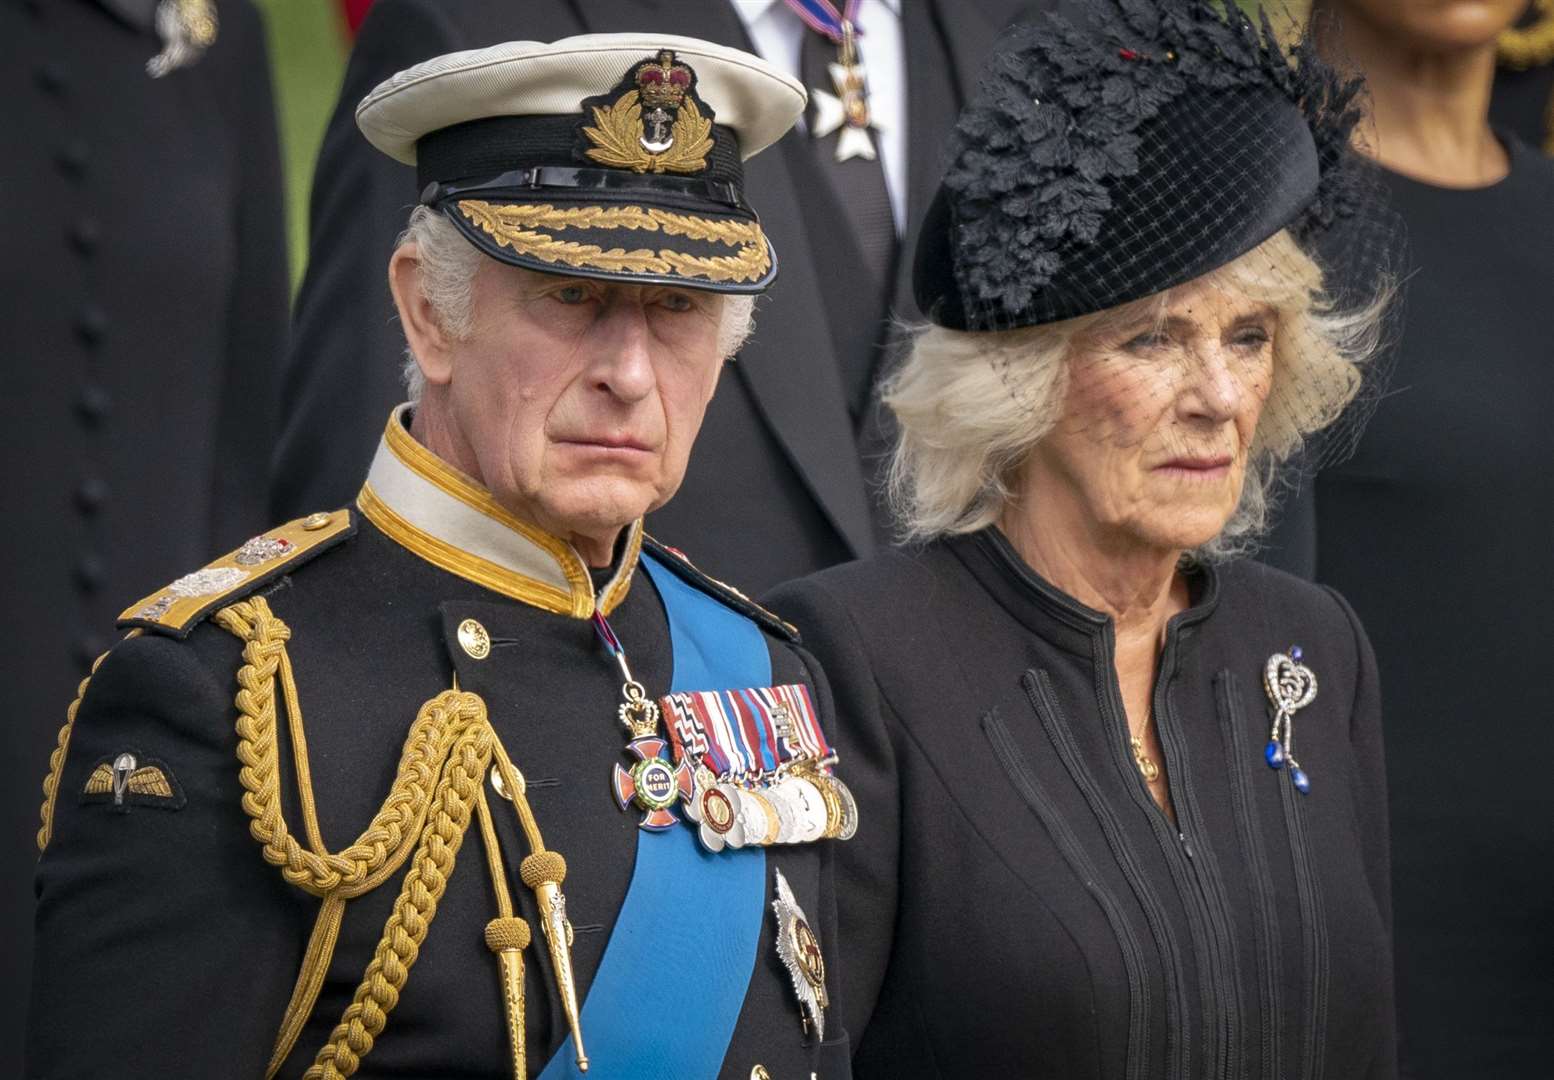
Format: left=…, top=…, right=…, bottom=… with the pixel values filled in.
left=30, top=411, right=849, bottom=1079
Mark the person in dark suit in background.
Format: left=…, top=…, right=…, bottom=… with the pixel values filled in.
left=272, top=0, right=1041, bottom=594
left=1, top=1, right=287, bottom=1074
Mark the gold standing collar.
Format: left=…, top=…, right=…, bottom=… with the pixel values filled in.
left=357, top=406, right=640, bottom=617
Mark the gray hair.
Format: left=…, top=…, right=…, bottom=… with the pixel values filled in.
left=395, top=207, right=757, bottom=402
left=884, top=228, right=1388, bottom=561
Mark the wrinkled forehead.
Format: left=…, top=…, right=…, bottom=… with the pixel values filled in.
left=1076, top=278, right=1281, bottom=344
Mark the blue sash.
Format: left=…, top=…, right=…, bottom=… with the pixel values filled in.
left=538, top=553, right=769, bottom=1079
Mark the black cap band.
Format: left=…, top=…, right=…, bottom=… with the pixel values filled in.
left=415, top=114, right=744, bottom=195
left=422, top=167, right=746, bottom=211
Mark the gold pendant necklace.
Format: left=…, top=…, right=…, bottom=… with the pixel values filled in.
left=1130, top=707, right=1160, bottom=782
left=1130, top=735, right=1160, bottom=782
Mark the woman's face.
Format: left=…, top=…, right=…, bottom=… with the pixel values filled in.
left=1019, top=280, right=1277, bottom=557
left=1329, top=0, right=1529, bottom=51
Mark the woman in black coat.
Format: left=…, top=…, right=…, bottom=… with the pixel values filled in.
left=768, top=2, right=1399, bottom=1076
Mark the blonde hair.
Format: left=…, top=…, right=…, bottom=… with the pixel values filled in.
left=885, top=229, right=1387, bottom=559
left=394, top=206, right=757, bottom=401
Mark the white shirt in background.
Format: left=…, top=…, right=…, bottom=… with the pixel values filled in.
left=728, top=0, right=907, bottom=235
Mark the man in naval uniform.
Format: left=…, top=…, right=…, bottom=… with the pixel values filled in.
left=29, top=35, right=854, bottom=1080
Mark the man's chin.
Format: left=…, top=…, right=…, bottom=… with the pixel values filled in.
left=535, top=478, right=666, bottom=540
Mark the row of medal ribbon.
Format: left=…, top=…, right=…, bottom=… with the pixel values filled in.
left=661, top=685, right=858, bottom=853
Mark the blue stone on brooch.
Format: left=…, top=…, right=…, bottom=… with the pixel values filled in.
left=1264, top=646, right=1318, bottom=795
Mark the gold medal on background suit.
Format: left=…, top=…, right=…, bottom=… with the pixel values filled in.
left=785, top=0, right=884, bottom=161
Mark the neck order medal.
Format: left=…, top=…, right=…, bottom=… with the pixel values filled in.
left=787, top=0, right=883, bottom=161
left=594, top=611, right=694, bottom=828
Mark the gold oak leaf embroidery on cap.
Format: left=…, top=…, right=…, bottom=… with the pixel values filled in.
left=583, top=50, right=715, bottom=174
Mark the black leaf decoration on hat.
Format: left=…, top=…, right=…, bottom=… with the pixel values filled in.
left=1288, top=35, right=1367, bottom=238
left=940, top=0, right=1366, bottom=317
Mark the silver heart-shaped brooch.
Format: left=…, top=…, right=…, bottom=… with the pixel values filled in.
left=1263, top=645, right=1318, bottom=794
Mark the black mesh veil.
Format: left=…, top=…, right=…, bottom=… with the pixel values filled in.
left=895, top=0, right=1403, bottom=555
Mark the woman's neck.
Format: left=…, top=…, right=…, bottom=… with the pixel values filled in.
left=1321, top=8, right=1508, bottom=186
left=997, top=508, right=1188, bottom=654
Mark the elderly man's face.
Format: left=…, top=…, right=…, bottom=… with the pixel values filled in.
left=427, top=260, right=726, bottom=552
left=1024, top=281, right=1276, bottom=555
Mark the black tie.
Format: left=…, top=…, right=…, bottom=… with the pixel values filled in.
left=798, top=25, right=898, bottom=293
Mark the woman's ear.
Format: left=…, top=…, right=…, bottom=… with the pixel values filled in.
left=389, top=243, right=455, bottom=387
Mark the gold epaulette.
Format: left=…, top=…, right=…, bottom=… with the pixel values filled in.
left=117, top=510, right=356, bottom=638
left=642, top=534, right=799, bottom=641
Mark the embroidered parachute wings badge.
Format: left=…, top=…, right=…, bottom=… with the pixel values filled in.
left=80, top=751, right=186, bottom=813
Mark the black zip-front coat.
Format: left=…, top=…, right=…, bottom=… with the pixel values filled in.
left=767, top=528, right=1397, bottom=1079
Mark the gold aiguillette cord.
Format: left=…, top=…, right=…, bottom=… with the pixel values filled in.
left=216, top=601, right=585, bottom=1080
left=475, top=782, right=531, bottom=1079
left=489, top=736, right=590, bottom=1073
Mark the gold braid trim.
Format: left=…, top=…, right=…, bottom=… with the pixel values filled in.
left=1500, top=1, right=1554, bottom=70
left=216, top=598, right=489, bottom=1077
left=303, top=698, right=494, bottom=1080
left=645, top=207, right=760, bottom=247
left=661, top=248, right=771, bottom=285
left=470, top=202, right=664, bottom=233
left=217, top=599, right=449, bottom=897
left=583, top=89, right=714, bottom=174
left=475, top=789, right=529, bottom=1080
left=456, top=202, right=762, bottom=249
left=216, top=595, right=574, bottom=1080
left=479, top=233, right=670, bottom=276
left=36, top=630, right=142, bottom=853
left=457, top=200, right=770, bottom=284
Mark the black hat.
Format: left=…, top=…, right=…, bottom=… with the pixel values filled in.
left=914, top=0, right=1368, bottom=330
left=356, top=34, right=806, bottom=293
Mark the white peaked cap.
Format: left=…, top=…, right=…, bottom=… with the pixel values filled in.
left=356, top=32, right=807, bottom=165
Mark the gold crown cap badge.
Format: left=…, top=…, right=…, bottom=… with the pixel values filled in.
left=583, top=50, right=713, bottom=174
left=636, top=50, right=694, bottom=110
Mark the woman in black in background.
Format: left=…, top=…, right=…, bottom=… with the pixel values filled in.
left=769, top=2, right=1399, bottom=1076
left=1267, top=3, right=1554, bottom=1074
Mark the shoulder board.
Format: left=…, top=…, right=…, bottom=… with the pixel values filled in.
left=117, top=510, right=356, bottom=638
left=641, top=535, right=799, bottom=643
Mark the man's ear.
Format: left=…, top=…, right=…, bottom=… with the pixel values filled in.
left=389, top=243, right=455, bottom=386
